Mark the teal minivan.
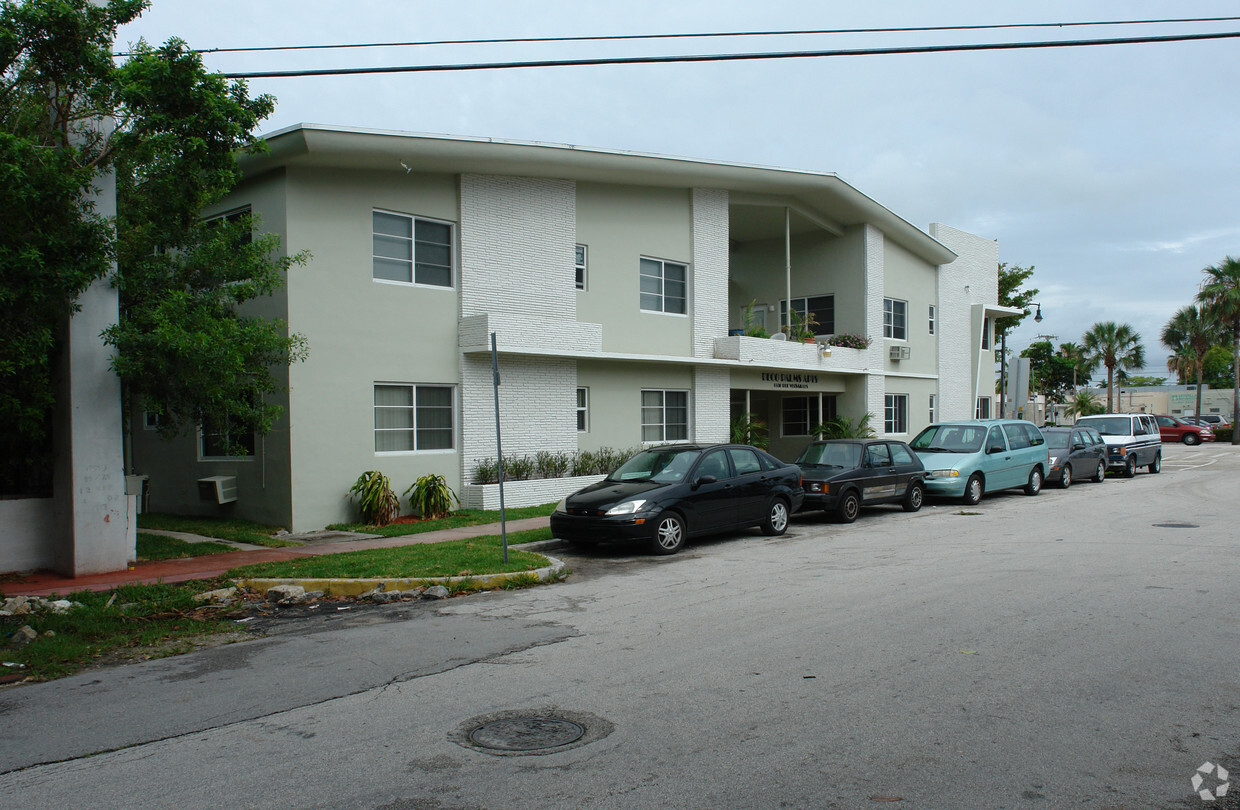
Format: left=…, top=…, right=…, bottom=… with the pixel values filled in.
left=910, top=419, right=1050, bottom=505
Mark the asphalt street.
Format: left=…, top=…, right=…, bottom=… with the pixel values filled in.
left=1, top=442, right=1237, bottom=808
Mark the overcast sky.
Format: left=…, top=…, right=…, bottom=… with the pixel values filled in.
left=117, top=1, right=1240, bottom=382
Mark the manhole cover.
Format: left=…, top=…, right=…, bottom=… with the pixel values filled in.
left=1153, top=523, right=1199, bottom=529
left=452, top=708, right=613, bottom=756
left=467, top=717, right=585, bottom=751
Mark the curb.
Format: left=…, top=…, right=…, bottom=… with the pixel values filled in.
left=237, top=555, right=568, bottom=597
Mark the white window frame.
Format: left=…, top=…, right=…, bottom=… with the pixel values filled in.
left=372, top=209, right=455, bottom=289
left=928, top=394, right=936, bottom=424
left=975, top=397, right=992, bottom=419
left=781, top=395, right=812, bottom=437
left=884, top=298, right=907, bottom=340
left=374, top=383, right=456, bottom=454
left=928, top=305, right=936, bottom=335
left=639, top=256, right=688, bottom=315
left=575, top=244, right=587, bottom=291
left=577, top=387, right=589, bottom=432
left=884, top=393, right=908, bottom=435
left=640, top=389, right=690, bottom=443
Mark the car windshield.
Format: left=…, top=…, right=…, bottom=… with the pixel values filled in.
left=1079, top=417, right=1130, bottom=436
left=910, top=425, right=985, bottom=453
left=1044, top=432, right=1071, bottom=449
left=607, top=447, right=702, bottom=484
left=797, top=443, right=862, bottom=469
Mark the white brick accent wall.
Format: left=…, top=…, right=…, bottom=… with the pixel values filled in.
left=693, top=366, right=731, bottom=442
left=460, top=354, right=577, bottom=485
left=459, top=175, right=576, bottom=320
left=692, top=188, right=729, bottom=359
left=459, top=313, right=602, bottom=354
left=863, top=225, right=888, bottom=433
left=929, top=223, right=1000, bottom=420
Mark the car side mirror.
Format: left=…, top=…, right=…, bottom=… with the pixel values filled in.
left=693, top=475, right=717, bottom=488
left=987, top=445, right=1004, bottom=454
left=1073, top=442, right=1085, bottom=450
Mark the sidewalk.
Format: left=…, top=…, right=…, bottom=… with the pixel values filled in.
left=4, top=517, right=553, bottom=597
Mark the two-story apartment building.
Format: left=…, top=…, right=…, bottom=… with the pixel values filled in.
left=129, top=124, right=1014, bottom=532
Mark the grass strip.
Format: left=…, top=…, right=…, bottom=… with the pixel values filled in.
left=137, top=513, right=299, bottom=548
left=326, top=502, right=556, bottom=536
left=228, top=528, right=554, bottom=579
left=137, top=532, right=237, bottom=561
left=0, top=579, right=240, bottom=681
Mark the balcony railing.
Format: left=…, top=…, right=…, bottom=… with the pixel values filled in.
left=713, top=335, right=868, bottom=372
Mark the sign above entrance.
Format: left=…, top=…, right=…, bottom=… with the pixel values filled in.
left=731, top=368, right=846, bottom=393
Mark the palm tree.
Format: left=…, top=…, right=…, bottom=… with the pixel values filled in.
left=1197, top=256, right=1240, bottom=443
left=1064, top=389, right=1104, bottom=420
left=1058, top=341, right=1092, bottom=390
left=1161, top=305, right=1223, bottom=423
left=1080, top=321, right=1145, bottom=413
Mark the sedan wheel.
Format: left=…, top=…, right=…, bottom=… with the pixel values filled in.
left=836, top=491, right=860, bottom=524
left=1059, top=464, right=1072, bottom=489
left=648, top=511, right=686, bottom=555
left=761, top=499, right=790, bottom=536
left=1183, top=433, right=1200, bottom=446
left=902, top=483, right=925, bottom=513
left=1094, top=460, right=1106, bottom=482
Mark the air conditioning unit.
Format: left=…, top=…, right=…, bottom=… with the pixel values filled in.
left=889, top=345, right=911, bottom=360
left=198, top=475, right=237, bottom=504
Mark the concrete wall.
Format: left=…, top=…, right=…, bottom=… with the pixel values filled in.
left=930, top=223, right=1000, bottom=422
left=576, top=360, right=695, bottom=451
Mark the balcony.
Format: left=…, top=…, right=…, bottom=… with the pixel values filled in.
left=713, top=335, right=869, bottom=373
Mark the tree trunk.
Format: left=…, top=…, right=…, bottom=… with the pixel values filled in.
left=1106, top=365, right=1115, bottom=413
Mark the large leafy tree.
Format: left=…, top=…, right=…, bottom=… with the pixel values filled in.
left=1196, top=256, right=1240, bottom=441
left=995, top=262, right=1039, bottom=416
left=1080, top=321, right=1146, bottom=413
left=0, top=0, right=306, bottom=490
left=1020, top=340, right=1078, bottom=403
left=1161, top=304, right=1224, bottom=422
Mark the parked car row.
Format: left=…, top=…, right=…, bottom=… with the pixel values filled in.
left=551, top=413, right=1180, bottom=556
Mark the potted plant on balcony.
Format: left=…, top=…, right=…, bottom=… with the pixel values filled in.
left=741, top=299, right=770, bottom=339
left=789, top=309, right=820, bottom=344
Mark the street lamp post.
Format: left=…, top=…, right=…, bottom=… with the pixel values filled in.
left=1001, top=303, right=1043, bottom=419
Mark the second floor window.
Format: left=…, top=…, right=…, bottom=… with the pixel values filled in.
left=372, top=210, right=453, bottom=287
left=780, top=295, right=835, bottom=335
left=639, top=257, right=687, bottom=314
left=884, top=298, right=907, bottom=340
left=575, top=245, right=587, bottom=290
left=982, top=317, right=991, bottom=350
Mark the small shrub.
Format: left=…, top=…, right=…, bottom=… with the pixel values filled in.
left=347, top=471, right=400, bottom=526
left=472, top=457, right=500, bottom=485
left=534, top=450, right=570, bottom=479
left=1214, top=426, right=1233, bottom=443
left=826, top=333, right=872, bottom=349
left=730, top=414, right=769, bottom=449
left=503, top=454, right=536, bottom=481
left=403, top=474, right=459, bottom=519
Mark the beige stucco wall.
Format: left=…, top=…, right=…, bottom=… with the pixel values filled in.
left=882, top=240, right=938, bottom=378
left=576, top=360, right=695, bottom=452
left=575, top=183, right=694, bottom=355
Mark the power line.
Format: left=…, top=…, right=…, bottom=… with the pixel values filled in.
left=220, top=30, right=1240, bottom=80
left=184, top=16, right=1240, bottom=55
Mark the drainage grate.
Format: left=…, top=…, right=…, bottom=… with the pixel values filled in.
left=453, top=708, right=613, bottom=756
left=1153, top=523, right=1199, bottom=529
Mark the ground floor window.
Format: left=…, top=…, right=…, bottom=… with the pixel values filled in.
left=929, top=394, right=936, bottom=423
left=975, top=397, right=992, bottom=419
left=199, top=417, right=255, bottom=460
left=641, top=389, right=689, bottom=442
left=577, top=387, right=589, bottom=432
left=884, top=394, right=908, bottom=434
left=781, top=394, right=837, bottom=436
left=374, top=384, right=454, bottom=452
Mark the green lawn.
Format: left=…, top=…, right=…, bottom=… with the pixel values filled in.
left=137, top=532, right=236, bottom=561
left=137, top=513, right=299, bottom=547
left=327, top=502, right=557, bottom=536
left=229, top=528, right=554, bottom=579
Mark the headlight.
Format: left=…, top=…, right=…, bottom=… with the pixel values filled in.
left=1049, top=456, right=1061, bottom=467
left=605, top=499, right=648, bottom=516
left=929, top=469, right=959, bottom=478
left=554, top=498, right=567, bottom=513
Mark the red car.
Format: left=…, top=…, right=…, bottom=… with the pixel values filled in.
left=1154, top=415, right=1214, bottom=445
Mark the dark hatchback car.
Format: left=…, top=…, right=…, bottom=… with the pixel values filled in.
left=1041, top=426, right=1107, bottom=488
left=795, top=439, right=926, bottom=522
left=549, top=443, right=804, bottom=555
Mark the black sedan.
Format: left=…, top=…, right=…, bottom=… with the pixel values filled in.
left=795, top=439, right=926, bottom=522
left=1041, top=426, right=1107, bottom=487
left=549, top=443, right=804, bottom=555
